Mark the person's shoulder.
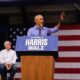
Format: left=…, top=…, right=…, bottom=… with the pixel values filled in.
left=43, top=26, right=49, bottom=30
left=0, top=49, right=6, bottom=52
left=28, top=26, right=35, bottom=30
left=27, top=27, right=35, bottom=34
left=10, top=49, right=16, bottom=53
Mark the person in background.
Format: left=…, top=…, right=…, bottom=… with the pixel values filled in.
left=0, top=41, right=17, bottom=80
left=27, top=12, right=65, bottom=36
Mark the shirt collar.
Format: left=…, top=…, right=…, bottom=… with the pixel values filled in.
left=34, top=25, right=44, bottom=29
left=5, top=49, right=11, bottom=52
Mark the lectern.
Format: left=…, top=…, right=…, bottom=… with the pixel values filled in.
left=15, top=36, right=58, bottom=80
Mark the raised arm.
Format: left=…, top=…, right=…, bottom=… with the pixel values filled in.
left=55, top=12, right=65, bottom=29
left=48, top=12, right=65, bottom=34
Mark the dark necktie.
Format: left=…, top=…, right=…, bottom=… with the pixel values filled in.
left=39, top=29, right=41, bottom=36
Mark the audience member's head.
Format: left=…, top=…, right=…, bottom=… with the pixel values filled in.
left=4, top=41, right=11, bottom=50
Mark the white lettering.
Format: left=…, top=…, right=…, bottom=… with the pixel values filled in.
left=28, top=46, right=44, bottom=50
left=25, top=39, right=48, bottom=46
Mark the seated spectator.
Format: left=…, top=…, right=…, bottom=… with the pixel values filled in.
left=0, top=41, right=17, bottom=80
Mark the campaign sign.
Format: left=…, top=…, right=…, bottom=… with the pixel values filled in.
left=15, top=36, right=58, bottom=51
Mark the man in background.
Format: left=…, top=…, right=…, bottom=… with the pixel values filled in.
left=0, top=41, right=17, bottom=80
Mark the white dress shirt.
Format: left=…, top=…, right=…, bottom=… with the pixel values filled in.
left=0, top=49, right=17, bottom=64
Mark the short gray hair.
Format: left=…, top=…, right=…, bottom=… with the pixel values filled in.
left=4, top=41, right=11, bottom=46
left=34, top=14, right=43, bottom=20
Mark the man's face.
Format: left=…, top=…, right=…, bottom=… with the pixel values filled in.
left=34, top=15, right=44, bottom=27
left=5, top=42, right=11, bottom=50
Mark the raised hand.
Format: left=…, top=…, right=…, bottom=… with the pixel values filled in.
left=60, top=12, right=65, bottom=21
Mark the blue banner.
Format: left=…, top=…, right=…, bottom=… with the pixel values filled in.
left=15, top=36, right=58, bottom=51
